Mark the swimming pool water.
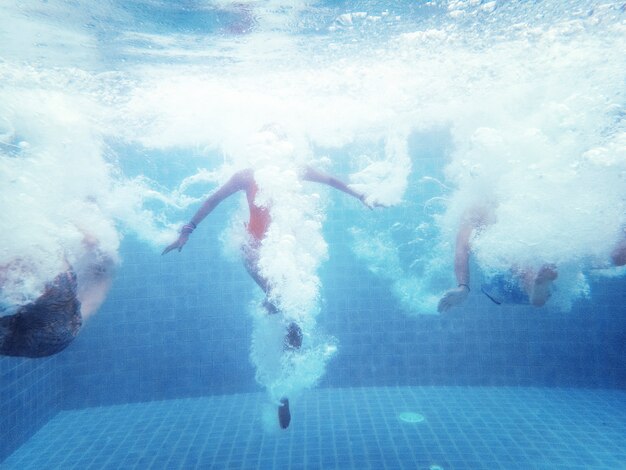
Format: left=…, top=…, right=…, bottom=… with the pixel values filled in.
left=4, top=386, right=625, bottom=469
left=1, top=0, right=625, bottom=468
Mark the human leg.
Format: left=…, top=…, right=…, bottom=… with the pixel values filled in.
left=242, top=243, right=300, bottom=429
left=242, top=243, right=278, bottom=313
left=611, top=235, right=626, bottom=266
left=527, top=265, right=557, bottom=307
left=242, top=243, right=302, bottom=349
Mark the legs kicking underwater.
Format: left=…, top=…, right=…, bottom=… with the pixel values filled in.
left=244, top=244, right=301, bottom=428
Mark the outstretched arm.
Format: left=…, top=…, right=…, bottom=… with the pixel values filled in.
left=162, top=170, right=251, bottom=255
left=437, top=217, right=475, bottom=313
left=302, top=166, right=374, bottom=209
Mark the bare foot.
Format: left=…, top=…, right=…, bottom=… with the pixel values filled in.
left=278, top=398, right=291, bottom=429
left=530, top=265, right=557, bottom=307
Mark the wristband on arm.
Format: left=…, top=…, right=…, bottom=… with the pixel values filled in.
left=181, top=222, right=196, bottom=235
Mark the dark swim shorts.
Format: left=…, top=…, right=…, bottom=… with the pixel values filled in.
left=480, top=273, right=529, bottom=305
left=0, top=271, right=82, bottom=358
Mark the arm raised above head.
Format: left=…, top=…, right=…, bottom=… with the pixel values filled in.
left=162, top=169, right=252, bottom=255
left=302, top=166, right=372, bottom=209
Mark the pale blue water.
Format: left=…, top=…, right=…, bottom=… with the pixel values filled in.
left=1, top=1, right=625, bottom=468
left=5, top=387, right=626, bottom=469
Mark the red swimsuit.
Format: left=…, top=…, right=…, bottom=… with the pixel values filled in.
left=246, top=179, right=271, bottom=242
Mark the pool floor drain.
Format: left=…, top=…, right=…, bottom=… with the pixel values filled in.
left=398, top=411, right=425, bottom=423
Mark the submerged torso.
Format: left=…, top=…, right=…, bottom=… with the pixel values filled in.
left=0, top=270, right=82, bottom=358
left=245, top=177, right=271, bottom=242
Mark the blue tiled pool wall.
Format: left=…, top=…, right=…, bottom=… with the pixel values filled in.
left=2, top=131, right=625, bottom=462
left=56, top=210, right=626, bottom=412
left=321, top=241, right=626, bottom=390
left=60, top=227, right=258, bottom=408
left=0, top=355, right=62, bottom=462
left=5, top=387, right=626, bottom=470
left=2, top=235, right=622, bottom=465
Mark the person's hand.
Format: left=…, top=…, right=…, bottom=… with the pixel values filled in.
left=161, top=233, right=190, bottom=255
left=359, top=194, right=385, bottom=210
left=437, top=286, right=470, bottom=313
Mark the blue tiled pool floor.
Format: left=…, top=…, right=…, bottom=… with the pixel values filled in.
left=3, top=386, right=625, bottom=469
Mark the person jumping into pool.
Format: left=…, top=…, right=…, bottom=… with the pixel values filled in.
left=437, top=205, right=558, bottom=313
left=162, top=162, right=373, bottom=428
left=0, top=234, right=116, bottom=357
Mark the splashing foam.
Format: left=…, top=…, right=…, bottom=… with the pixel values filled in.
left=1, top=1, right=625, bottom=390
left=249, top=304, right=337, bottom=402
left=433, top=11, right=626, bottom=310
left=0, top=87, right=120, bottom=306
left=231, top=131, right=335, bottom=398
left=352, top=3, right=625, bottom=313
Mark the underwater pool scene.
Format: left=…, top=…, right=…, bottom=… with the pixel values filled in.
left=1, top=0, right=625, bottom=469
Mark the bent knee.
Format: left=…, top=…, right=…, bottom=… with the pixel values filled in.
left=611, top=246, right=626, bottom=266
